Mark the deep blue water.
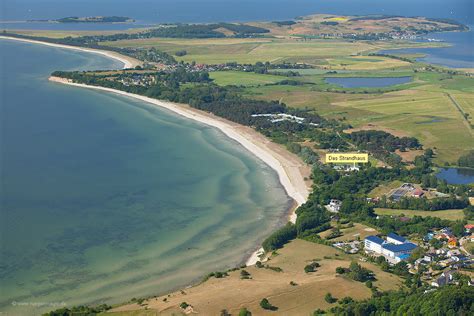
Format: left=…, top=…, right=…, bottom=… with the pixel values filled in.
left=325, top=76, right=412, bottom=88
left=436, top=168, right=474, bottom=185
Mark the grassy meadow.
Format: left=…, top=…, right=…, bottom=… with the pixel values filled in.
left=374, top=208, right=466, bottom=221
left=110, top=239, right=401, bottom=315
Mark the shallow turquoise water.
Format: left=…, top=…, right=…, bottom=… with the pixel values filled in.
left=0, top=40, right=291, bottom=314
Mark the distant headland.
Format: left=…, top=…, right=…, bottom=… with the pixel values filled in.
left=27, top=16, right=134, bottom=24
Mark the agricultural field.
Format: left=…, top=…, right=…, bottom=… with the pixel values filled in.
left=374, top=208, right=466, bottom=221
left=101, top=36, right=440, bottom=67
left=111, top=239, right=401, bottom=316
left=210, top=71, right=284, bottom=86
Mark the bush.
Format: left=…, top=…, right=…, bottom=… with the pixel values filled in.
left=304, top=262, right=321, bottom=273
left=175, top=50, right=187, bottom=56
left=260, top=298, right=278, bottom=311
left=239, top=307, right=252, bottom=316
left=240, top=270, right=251, bottom=279
left=325, top=293, right=337, bottom=303
left=180, top=302, right=189, bottom=309
left=335, top=266, right=346, bottom=274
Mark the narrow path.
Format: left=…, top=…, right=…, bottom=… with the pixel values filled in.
left=445, top=93, right=473, bottom=136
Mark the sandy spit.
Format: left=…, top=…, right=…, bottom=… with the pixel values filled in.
left=0, top=36, right=141, bottom=69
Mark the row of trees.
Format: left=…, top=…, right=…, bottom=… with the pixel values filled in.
left=375, top=195, right=470, bottom=211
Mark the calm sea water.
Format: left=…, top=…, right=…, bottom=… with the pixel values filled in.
left=0, top=39, right=291, bottom=314
left=1, top=0, right=472, bottom=25
left=379, top=27, right=474, bottom=68
left=325, top=76, right=412, bottom=88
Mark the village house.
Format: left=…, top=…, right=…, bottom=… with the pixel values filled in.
left=326, top=199, right=342, bottom=213
left=412, top=188, right=425, bottom=198
left=431, top=270, right=455, bottom=287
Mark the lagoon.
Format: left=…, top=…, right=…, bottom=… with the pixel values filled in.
left=379, top=28, right=474, bottom=69
left=0, top=39, right=291, bottom=314
left=324, top=76, right=412, bottom=88
left=436, top=168, right=474, bottom=185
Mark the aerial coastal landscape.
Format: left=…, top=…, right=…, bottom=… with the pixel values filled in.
left=1, top=0, right=474, bottom=315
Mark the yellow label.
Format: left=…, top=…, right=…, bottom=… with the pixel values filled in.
left=325, top=153, right=368, bottom=164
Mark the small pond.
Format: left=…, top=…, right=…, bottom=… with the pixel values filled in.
left=325, top=76, right=412, bottom=88
left=436, top=168, right=474, bottom=185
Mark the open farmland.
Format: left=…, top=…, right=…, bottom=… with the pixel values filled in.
left=111, top=239, right=401, bottom=316
left=210, top=71, right=284, bottom=86
left=102, top=37, right=427, bottom=67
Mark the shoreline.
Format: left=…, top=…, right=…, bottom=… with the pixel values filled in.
left=0, top=36, right=141, bottom=69
left=48, top=76, right=311, bottom=265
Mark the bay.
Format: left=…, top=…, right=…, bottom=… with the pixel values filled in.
left=0, top=39, right=291, bottom=314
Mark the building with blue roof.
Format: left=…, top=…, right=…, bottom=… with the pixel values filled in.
left=364, top=233, right=417, bottom=263
left=387, top=233, right=407, bottom=245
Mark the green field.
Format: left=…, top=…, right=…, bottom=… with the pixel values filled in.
left=210, top=71, right=284, bottom=86
left=102, top=37, right=424, bottom=67
left=375, top=208, right=466, bottom=221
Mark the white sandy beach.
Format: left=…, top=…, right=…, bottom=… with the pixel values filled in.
left=0, top=36, right=141, bottom=69
left=48, top=76, right=311, bottom=265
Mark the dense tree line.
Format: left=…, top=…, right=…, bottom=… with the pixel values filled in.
left=330, top=285, right=474, bottom=315
left=375, top=195, right=470, bottom=211
left=43, top=304, right=111, bottom=316
left=458, top=150, right=474, bottom=168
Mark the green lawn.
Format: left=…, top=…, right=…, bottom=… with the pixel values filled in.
left=375, top=208, right=466, bottom=221
left=210, top=71, right=284, bottom=86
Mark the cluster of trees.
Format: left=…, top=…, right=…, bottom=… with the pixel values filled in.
left=458, top=150, right=474, bottom=168
left=218, top=61, right=313, bottom=75
left=345, top=130, right=421, bottom=165
left=330, top=285, right=474, bottom=315
left=336, top=262, right=374, bottom=282
left=272, top=20, right=296, bottom=26
left=262, top=223, right=297, bottom=251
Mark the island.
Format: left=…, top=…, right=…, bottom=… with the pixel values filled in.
left=1, top=12, right=473, bottom=316
left=28, top=16, right=134, bottom=23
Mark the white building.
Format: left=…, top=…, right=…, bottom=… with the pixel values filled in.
left=326, top=199, right=342, bottom=213
left=365, top=233, right=417, bottom=263
left=365, top=235, right=384, bottom=254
